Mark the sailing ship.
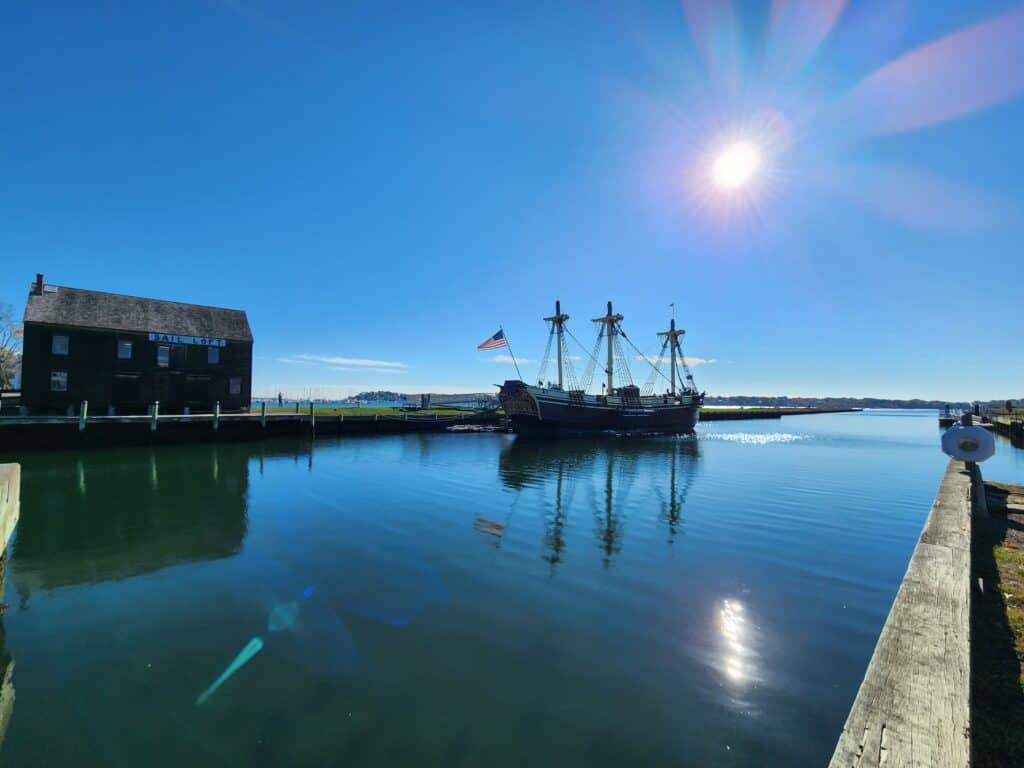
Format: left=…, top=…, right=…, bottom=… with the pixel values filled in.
left=498, top=301, right=705, bottom=436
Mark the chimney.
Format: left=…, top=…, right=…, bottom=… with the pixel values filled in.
left=33, top=273, right=44, bottom=295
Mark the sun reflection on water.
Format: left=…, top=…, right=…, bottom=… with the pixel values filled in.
left=719, top=598, right=757, bottom=685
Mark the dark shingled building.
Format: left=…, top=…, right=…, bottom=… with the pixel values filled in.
left=21, top=274, right=253, bottom=414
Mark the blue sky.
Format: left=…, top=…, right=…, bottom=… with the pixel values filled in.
left=3, top=0, right=1022, bottom=400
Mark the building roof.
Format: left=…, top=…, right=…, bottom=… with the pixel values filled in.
left=23, top=284, right=253, bottom=342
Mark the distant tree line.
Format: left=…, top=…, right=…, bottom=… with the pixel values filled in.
left=342, top=388, right=1020, bottom=411
left=345, top=390, right=404, bottom=402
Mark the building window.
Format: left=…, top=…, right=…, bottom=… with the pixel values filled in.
left=50, top=370, right=68, bottom=391
left=52, top=334, right=69, bottom=355
left=207, top=346, right=220, bottom=365
left=229, top=377, right=241, bottom=396
left=112, top=373, right=142, bottom=403
left=157, top=345, right=170, bottom=368
left=117, top=340, right=133, bottom=360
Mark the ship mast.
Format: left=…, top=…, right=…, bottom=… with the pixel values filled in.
left=657, top=317, right=686, bottom=396
left=592, top=301, right=623, bottom=394
left=543, top=300, right=570, bottom=390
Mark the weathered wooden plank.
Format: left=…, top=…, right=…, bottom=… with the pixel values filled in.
left=829, top=460, right=972, bottom=768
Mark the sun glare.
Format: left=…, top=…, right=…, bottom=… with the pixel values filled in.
left=710, top=141, right=762, bottom=191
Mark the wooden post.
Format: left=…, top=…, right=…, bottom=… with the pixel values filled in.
left=151, top=401, right=159, bottom=432
left=294, top=401, right=300, bottom=415
left=260, top=401, right=267, bottom=428
left=79, top=400, right=88, bottom=432
left=214, top=401, right=221, bottom=431
left=309, top=401, right=315, bottom=434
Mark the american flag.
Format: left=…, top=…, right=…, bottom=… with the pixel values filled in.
left=477, top=329, right=507, bottom=350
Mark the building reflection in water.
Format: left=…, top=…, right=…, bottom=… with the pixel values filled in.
left=8, top=442, right=304, bottom=604
left=498, top=437, right=701, bottom=568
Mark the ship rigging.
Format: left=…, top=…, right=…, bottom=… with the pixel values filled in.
left=498, top=301, right=704, bottom=436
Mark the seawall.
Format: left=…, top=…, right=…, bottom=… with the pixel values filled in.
left=0, top=411, right=505, bottom=451
left=699, top=407, right=858, bottom=421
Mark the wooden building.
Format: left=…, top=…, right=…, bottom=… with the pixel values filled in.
left=21, top=275, right=253, bottom=415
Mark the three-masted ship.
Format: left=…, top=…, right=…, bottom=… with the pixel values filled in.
left=498, top=301, right=704, bottom=436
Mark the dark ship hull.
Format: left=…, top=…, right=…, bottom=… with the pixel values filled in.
left=499, top=380, right=702, bottom=436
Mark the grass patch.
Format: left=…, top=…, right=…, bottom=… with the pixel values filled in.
left=994, top=545, right=1024, bottom=564
left=972, top=483, right=1024, bottom=767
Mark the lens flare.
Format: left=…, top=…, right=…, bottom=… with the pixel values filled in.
left=710, top=141, right=762, bottom=191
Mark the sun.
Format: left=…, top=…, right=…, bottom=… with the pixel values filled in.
left=709, top=141, right=762, bottom=192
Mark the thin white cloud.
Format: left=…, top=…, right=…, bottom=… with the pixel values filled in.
left=636, top=355, right=716, bottom=366
left=327, top=366, right=408, bottom=374
left=288, top=354, right=408, bottom=369
left=491, top=354, right=535, bottom=364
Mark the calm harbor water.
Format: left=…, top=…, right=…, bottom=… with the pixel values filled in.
left=1, top=410, right=1022, bottom=766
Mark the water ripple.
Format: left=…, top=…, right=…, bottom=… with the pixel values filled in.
left=700, top=431, right=812, bottom=444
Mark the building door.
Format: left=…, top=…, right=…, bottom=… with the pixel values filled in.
left=167, top=372, right=186, bottom=412
left=154, top=371, right=169, bottom=406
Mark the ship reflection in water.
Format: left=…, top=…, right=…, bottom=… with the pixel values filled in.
left=498, top=436, right=701, bottom=567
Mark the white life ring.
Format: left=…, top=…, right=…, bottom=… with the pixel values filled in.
left=941, top=424, right=995, bottom=462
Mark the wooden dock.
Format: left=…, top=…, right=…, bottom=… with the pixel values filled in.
left=829, top=459, right=974, bottom=767
left=991, top=414, right=1024, bottom=446
left=0, top=410, right=507, bottom=451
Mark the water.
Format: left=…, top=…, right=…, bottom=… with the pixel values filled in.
left=0, top=410, right=1021, bottom=766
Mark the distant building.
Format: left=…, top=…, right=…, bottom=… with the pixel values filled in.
left=21, top=274, right=253, bottom=414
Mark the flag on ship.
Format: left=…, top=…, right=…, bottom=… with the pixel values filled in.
left=477, top=330, right=507, bottom=350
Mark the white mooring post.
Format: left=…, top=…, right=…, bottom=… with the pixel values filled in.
left=78, top=401, right=88, bottom=432
left=260, top=401, right=267, bottom=428
left=214, top=401, right=221, bottom=431
left=150, top=401, right=160, bottom=432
